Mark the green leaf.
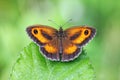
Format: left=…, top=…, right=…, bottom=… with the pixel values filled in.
left=10, top=42, right=95, bottom=80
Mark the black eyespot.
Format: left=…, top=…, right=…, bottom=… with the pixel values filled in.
left=84, top=30, right=89, bottom=35
left=34, top=29, right=38, bottom=34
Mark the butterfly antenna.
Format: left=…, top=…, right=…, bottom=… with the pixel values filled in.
left=61, top=19, right=72, bottom=27
left=48, top=19, right=59, bottom=27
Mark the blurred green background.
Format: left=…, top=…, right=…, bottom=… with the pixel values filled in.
left=0, top=0, right=120, bottom=80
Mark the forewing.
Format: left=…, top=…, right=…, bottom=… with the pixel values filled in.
left=64, top=26, right=96, bottom=47
left=26, top=25, right=60, bottom=61
left=26, top=25, right=58, bottom=45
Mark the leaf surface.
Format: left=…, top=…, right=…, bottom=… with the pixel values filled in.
left=10, top=42, right=95, bottom=80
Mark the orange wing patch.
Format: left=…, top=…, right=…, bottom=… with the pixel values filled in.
left=65, top=26, right=92, bottom=45
left=64, top=44, right=77, bottom=54
left=72, top=29, right=91, bottom=44
left=26, top=25, right=57, bottom=45
left=44, top=44, right=58, bottom=54
left=62, top=38, right=78, bottom=54
left=31, top=28, right=50, bottom=43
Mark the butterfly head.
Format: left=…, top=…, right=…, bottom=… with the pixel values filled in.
left=59, top=27, right=63, bottom=31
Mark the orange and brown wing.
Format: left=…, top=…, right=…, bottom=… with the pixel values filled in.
left=26, top=25, right=58, bottom=45
left=26, top=25, right=60, bottom=61
left=64, top=26, right=96, bottom=47
left=61, top=26, right=96, bottom=61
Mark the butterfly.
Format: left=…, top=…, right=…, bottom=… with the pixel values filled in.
left=26, top=25, right=96, bottom=62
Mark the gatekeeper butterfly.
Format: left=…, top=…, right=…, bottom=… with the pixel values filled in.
left=26, top=24, right=96, bottom=62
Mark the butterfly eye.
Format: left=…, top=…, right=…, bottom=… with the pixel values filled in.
left=33, top=29, right=38, bottom=34
left=84, top=30, right=89, bottom=35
